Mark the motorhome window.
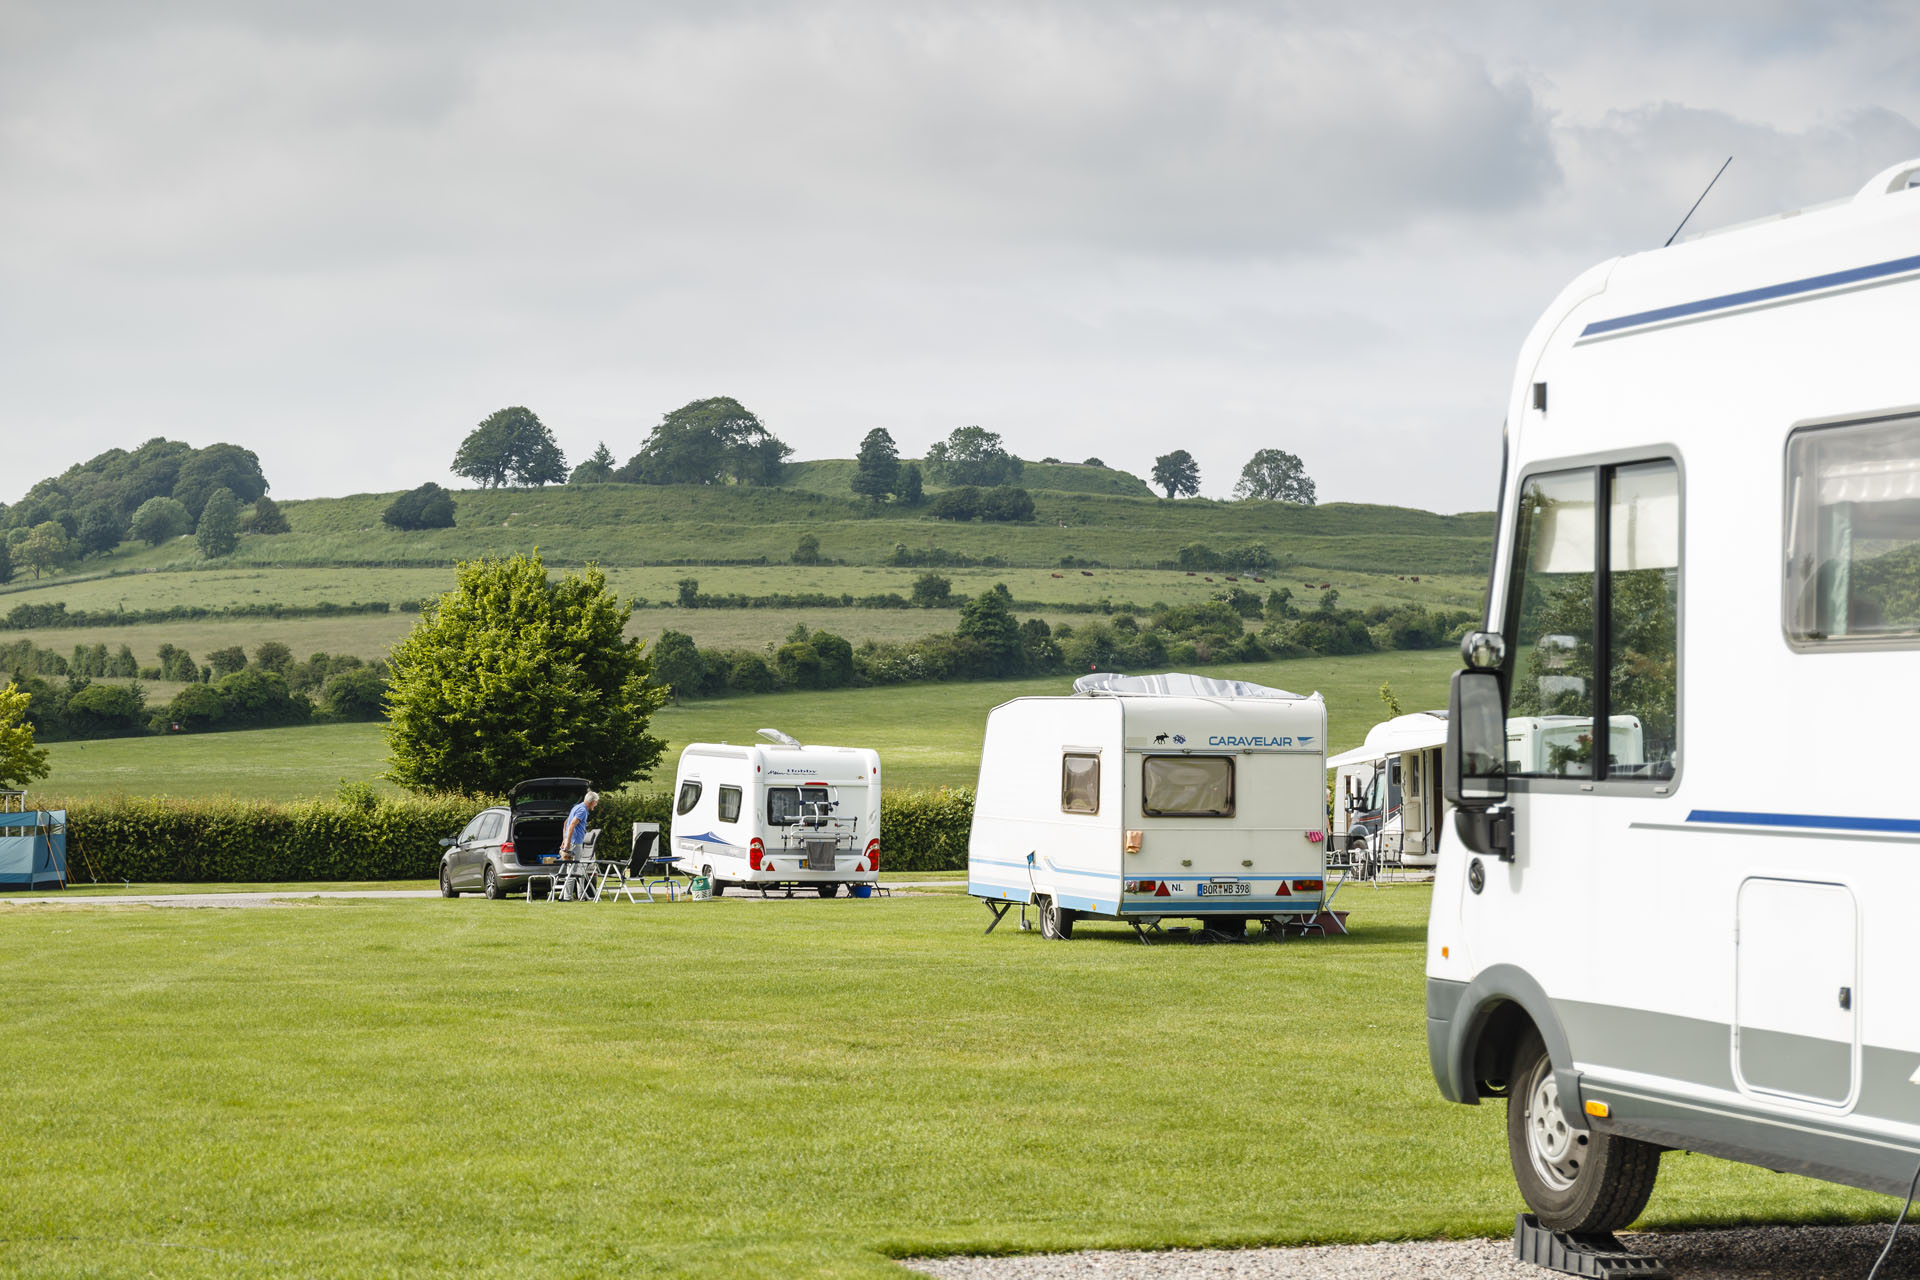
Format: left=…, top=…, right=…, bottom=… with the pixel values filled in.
left=1141, top=755, right=1234, bottom=817
left=1505, top=460, right=1681, bottom=782
left=1506, top=469, right=1599, bottom=777
left=717, top=786, right=743, bottom=823
left=1784, top=416, right=1920, bottom=648
left=675, top=782, right=703, bottom=816
left=1605, top=461, right=1679, bottom=777
left=1061, top=754, right=1099, bottom=814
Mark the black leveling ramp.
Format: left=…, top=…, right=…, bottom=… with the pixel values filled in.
left=1515, top=1213, right=1672, bottom=1279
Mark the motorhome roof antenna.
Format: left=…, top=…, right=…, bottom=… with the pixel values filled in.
left=1665, top=155, right=1733, bottom=247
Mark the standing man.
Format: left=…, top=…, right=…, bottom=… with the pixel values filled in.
left=559, top=789, right=599, bottom=900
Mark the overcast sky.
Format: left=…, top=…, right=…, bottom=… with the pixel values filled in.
left=4, top=1, right=1917, bottom=514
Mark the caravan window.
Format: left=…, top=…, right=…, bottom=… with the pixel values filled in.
left=1061, top=754, right=1099, bottom=814
left=717, top=786, right=743, bottom=823
left=1785, top=415, right=1920, bottom=648
left=1504, top=460, right=1679, bottom=781
left=1141, top=755, right=1235, bottom=817
left=675, top=782, right=703, bottom=816
left=767, top=788, right=803, bottom=826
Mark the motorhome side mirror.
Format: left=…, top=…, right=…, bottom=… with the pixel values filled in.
left=1444, top=669, right=1508, bottom=810
left=1460, top=630, right=1507, bottom=671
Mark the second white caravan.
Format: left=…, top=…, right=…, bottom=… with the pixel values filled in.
left=670, top=731, right=881, bottom=896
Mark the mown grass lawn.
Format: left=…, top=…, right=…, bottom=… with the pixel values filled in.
left=0, top=888, right=1886, bottom=1279
left=37, top=651, right=1462, bottom=801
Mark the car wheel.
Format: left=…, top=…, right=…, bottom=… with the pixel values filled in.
left=1038, top=896, right=1074, bottom=940
left=816, top=883, right=839, bottom=898
left=440, top=866, right=458, bottom=898
left=483, top=865, right=502, bottom=901
left=1507, top=1028, right=1660, bottom=1232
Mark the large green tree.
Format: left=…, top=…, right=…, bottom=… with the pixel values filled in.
left=195, top=488, right=242, bottom=558
left=851, top=428, right=901, bottom=502
left=246, top=494, right=291, bottom=534
left=452, top=407, right=569, bottom=488
left=1233, top=448, right=1317, bottom=504
left=383, top=482, right=457, bottom=530
left=0, top=685, right=50, bottom=789
left=130, top=496, right=191, bottom=546
left=19, top=522, right=72, bottom=579
left=173, top=444, right=269, bottom=520
left=923, top=426, right=1022, bottom=487
left=384, top=551, right=669, bottom=796
left=616, top=397, right=791, bottom=486
left=1152, top=450, right=1201, bottom=499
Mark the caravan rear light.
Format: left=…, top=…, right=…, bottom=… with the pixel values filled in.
left=749, top=838, right=765, bottom=871
left=865, top=838, right=879, bottom=872
left=1293, top=879, right=1324, bottom=892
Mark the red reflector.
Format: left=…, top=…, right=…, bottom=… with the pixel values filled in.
left=1274, top=882, right=1292, bottom=896
left=1153, top=882, right=1171, bottom=897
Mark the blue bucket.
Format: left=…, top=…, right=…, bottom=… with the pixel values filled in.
left=851, top=884, right=874, bottom=899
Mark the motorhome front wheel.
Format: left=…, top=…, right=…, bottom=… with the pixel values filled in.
left=1506, top=1030, right=1659, bottom=1232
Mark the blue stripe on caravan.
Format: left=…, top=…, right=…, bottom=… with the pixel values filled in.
left=1580, top=252, right=1920, bottom=338
left=1687, top=810, right=1920, bottom=835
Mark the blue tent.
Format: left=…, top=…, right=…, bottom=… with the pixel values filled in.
left=0, top=810, right=67, bottom=889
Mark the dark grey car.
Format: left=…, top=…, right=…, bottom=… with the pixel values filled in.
left=438, top=777, right=591, bottom=900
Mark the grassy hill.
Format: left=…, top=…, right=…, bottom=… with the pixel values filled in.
left=784, top=457, right=1157, bottom=499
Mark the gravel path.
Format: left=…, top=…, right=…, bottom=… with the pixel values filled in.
left=904, top=1223, right=1920, bottom=1279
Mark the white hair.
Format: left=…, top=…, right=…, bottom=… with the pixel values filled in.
left=584, top=790, right=600, bottom=805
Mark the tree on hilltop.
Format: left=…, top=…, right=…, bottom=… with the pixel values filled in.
left=384, top=483, right=457, bottom=531
left=923, top=426, right=1022, bottom=487
left=195, top=488, right=242, bottom=558
left=569, top=443, right=617, bottom=485
left=130, top=496, right=191, bottom=546
left=1233, top=449, right=1317, bottom=505
left=247, top=495, right=291, bottom=535
left=617, top=398, right=791, bottom=486
left=851, top=428, right=901, bottom=502
left=1152, top=450, right=1201, bottom=499
left=453, top=407, right=568, bottom=488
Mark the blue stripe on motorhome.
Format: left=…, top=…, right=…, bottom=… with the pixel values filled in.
left=1580, top=252, right=1920, bottom=338
left=1687, top=810, right=1920, bottom=835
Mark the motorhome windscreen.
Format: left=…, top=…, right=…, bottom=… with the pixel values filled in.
left=1061, top=754, right=1099, bottom=814
left=1785, top=415, right=1920, bottom=647
left=1141, top=755, right=1234, bottom=817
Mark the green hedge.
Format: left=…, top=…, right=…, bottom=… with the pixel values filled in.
left=43, top=788, right=974, bottom=884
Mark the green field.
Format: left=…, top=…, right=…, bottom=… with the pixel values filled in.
left=36, top=651, right=1462, bottom=800
left=0, top=888, right=1885, bottom=1279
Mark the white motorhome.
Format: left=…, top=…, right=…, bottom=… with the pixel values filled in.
left=1329, top=711, right=1447, bottom=872
left=670, top=731, right=881, bottom=897
left=1432, top=158, right=1920, bottom=1235
left=968, top=673, right=1329, bottom=939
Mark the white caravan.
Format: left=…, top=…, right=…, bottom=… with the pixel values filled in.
left=968, top=673, right=1329, bottom=939
left=1431, top=158, right=1920, bottom=1235
left=670, top=731, right=881, bottom=897
left=1329, top=711, right=1448, bottom=871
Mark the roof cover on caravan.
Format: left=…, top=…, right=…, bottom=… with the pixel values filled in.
left=1072, top=672, right=1317, bottom=701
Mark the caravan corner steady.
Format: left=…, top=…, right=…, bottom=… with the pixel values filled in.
left=1431, top=157, right=1920, bottom=1234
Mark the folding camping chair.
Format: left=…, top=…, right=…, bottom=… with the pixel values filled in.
left=546, top=828, right=601, bottom=902
left=601, top=823, right=676, bottom=903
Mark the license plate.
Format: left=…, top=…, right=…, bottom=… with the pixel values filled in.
left=1198, top=880, right=1250, bottom=897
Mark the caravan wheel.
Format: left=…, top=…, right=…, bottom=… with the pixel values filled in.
left=1507, top=1028, right=1659, bottom=1232
left=1039, top=897, right=1075, bottom=940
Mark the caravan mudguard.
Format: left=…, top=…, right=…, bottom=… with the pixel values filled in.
left=1428, top=963, right=1580, bottom=1112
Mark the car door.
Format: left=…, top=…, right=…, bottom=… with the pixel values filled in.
left=470, top=811, right=505, bottom=887
left=448, top=815, right=482, bottom=887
